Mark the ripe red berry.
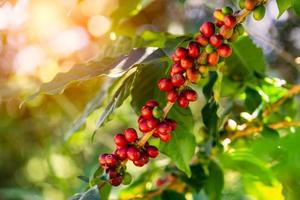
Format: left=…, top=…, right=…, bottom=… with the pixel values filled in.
left=146, top=146, right=159, bottom=158
left=215, top=20, right=224, bottom=27
left=108, top=169, right=119, bottom=179
left=199, top=22, right=215, bottom=38
left=124, top=128, right=138, bottom=142
left=210, top=35, right=223, bottom=48
left=159, top=133, right=172, bottom=142
left=114, top=133, right=127, bottom=147
left=219, top=25, right=233, bottom=39
left=217, top=44, right=232, bottom=58
left=245, top=0, right=256, bottom=10
left=188, top=42, right=200, bottom=58
left=133, top=153, right=149, bottom=167
left=174, top=47, right=188, bottom=59
left=146, top=118, right=159, bottom=129
left=141, top=106, right=153, bottom=119
left=145, top=100, right=159, bottom=108
left=172, top=54, right=180, bottom=62
left=183, top=90, right=198, bottom=102
left=127, top=146, right=141, bottom=161
left=180, top=57, right=194, bottom=69
left=170, top=62, right=185, bottom=76
left=166, top=119, right=177, bottom=131
left=224, top=15, right=236, bottom=28
left=115, top=147, right=128, bottom=161
left=186, top=68, right=200, bottom=83
left=99, top=153, right=108, bottom=166
left=139, top=119, right=151, bottom=133
left=207, top=52, right=219, bottom=65
left=158, top=78, right=173, bottom=92
left=171, top=73, right=185, bottom=87
left=196, top=35, right=209, bottom=46
left=157, top=122, right=172, bottom=135
left=177, top=95, right=189, bottom=108
left=109, top=176, right=123, bottom=186
left=105, top=154, right=118, bottom=167
left=167, top=90, right=178, bottom=103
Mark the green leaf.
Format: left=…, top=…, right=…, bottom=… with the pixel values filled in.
left=201, top=100, right=219, bottom=137
left=245, top=87, right=262, bottom=113
left=71, top=186, right=100, bottom=200
left=178, top=164, right=207, bottom=192
left=160, top=105, right=196, bottom=177
left=292, top=0, right=300, bottom=17
left=99, top=184, right=111, bottom=200
left=161, top=190, right=186, bottom=200
left=203, top=71, right=218, bottom=100
left=276, top=0, right=292, bottom=18
left=204, top=161, right=224, bottom=200
left=261, top=126, right=279, bottom=138
left=225, top=36, right=266, bottom=83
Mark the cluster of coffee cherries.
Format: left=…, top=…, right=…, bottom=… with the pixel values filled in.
left=98, top=5, right=249, bottom=187
left=239, top=0, right=266, bottom=20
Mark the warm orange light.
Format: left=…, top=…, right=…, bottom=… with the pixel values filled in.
left=87, top=15, right=111, bottom=37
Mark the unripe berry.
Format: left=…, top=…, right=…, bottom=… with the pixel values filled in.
left=222, top=6, right=233, bottom=15
left=219, top=25, right=233, bottom=39
left=105, top=154, right=118, bottom=167
left=99, top=153, right=108, bottom=166
left=114, top=133, right=127, bottom=147
left=197, top=52, right=208, bottom=65
left=145, top=100, right=159, bottom=108
left=199, top=65, right=208, bottom=74
left=174, top=47, right=188, bottom=59
left=228, top=30, right=239, bottom=42
left=170, top=62, right=185, bottom=76
left=181, top=57, right=194, bottom=69
left=141, top=106, right=153, bottom=119
left=217, top=44, right=232, bottom=58
left=183, top=89, right=198, bottom=102
left=158, top=78, right=173, bottom=92
left=245, top=0, right=256, bottom=10
left=239, top=0, right=245, bottom=9
left=205, top=44, right=214, bottom=54
left=235, top=24, right=245, bottom=36
left=152, top=106, right=164, bottom=119
left=177, top=95, right=189, bottom=108
left=146, top=118, right=159, bottom=129
left=159, top=133, right=172, bottom=142
left=253, top=5, right=266, bottom=21
left=199, top=22, right=215, bottom=38
left=171, top=73, right=185, bottom=87
left=124, top=128, right=138, bottom=142
left=213, top=9, right=225, bottom=21
left=127, top=146, right=141, bottom=161
left=186, top=68, right=200, bottom=83
left=224, top=15, right=236, bottom=28
left=195, top=35, right=209, bottom=46
left=109, top=176, right=123, bottom=186
left=188, top=42, right=200, bottom=58
left=157, top=122, right=172, bottom=135
left=167, top=90, right=178, bottom=103
left=210, top=35, right=223, bottom=48
left=146, top=146, right=159, bottom=158
left=115, top=147, right=128, bottom=161
left=207, top=52, right=219, bottom=66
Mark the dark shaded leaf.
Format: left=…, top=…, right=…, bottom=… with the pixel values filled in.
left=203, top=71, right=218, bottom=100
left=261, top=126, right=279, bottom=138
left=77, top=175, right=90, bottom=183
left=178, top=164, right=207, bottom=192
left=293, top=0, right=300, bottom=16
left=161, top=190, right=186, bottom=200
left=204, top=161, right=224, bottom=200
left=245, top=87, right=262, bottom=113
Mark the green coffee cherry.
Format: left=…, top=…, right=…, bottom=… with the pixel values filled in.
left=205, top=44, right=214, bottom=54
left=239, top=0, right=245, bottom=9
left=253, top=5, right=266, bottom=21
left=152, top=106, right=163, bottom=119
left=235, top=24, right=245, bottom=36
left=122, top=172, right=132, bottom=185
left=222, top=6, right=233, bottom=15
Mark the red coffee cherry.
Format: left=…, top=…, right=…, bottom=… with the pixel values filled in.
left=245, top=0, right=256, bottom=10
left=146, top=146, right=159, bottom=158
left=174, top=47, right=188, bottom=59
left=166, top=119, right=177, bottom=131
left=199, top=22, right=215, bottom=38
left=183, top=89, right=198, bottom=102
left=109, top=176, right=123, bottom=186
left=140, top=153, right=149, bottom=165
left=177, top=95, right=189, bottom=108
left=99, top=153, right=108, bottom=166
left=145, top=100, right=159, bottom=108
left=139, top=119, right=151, bottom=133
left=167, top=90, right=178, bottom=103
left=210, top=35, right=223, bottom=48
left=114, top=133, right=127, bottom=147
left=186, top=68, right=200, bottom=83
left=224, top=15, right=236, bottom=28
left=207, top=52, right=219, bottom=65
left=105, top=154, right=118, bottom=167
left=188, top=42, right=200, bottom=58
left=159, top=133, right=172, bottom=142
left=124, top=128, right=138, bottom=142
left=137, top=116, right=144, bottom=124
left=157, top=122, right=172, bottom=135
left=195, top=35, right=209, bottom=46
left=141, top=106, right=153, bottom=119
left=219, top=25, right=233, bottom=39
left=181, top=57, right=194, bottom=69
left=170, top=62, right=185, bottom=77
left=171, top=73, right=185, bottom=87
left=146, top=118, right=159, bottom=129
left=215, top=20, right=224, bottom=27
left=158, top=78, right=173, bottom=92
left=217, top=44, right=232, bottom=58
left=172, top=54, right=180, bottom=62
left=115, top=147, right=128, bottom=161
left=127, top=146, right=141, bottom=161
left=108, top=169, right=119, bottom=179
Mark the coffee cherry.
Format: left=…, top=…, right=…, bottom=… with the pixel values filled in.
left=137, top=116, right=144, bottom=124
left=219, top=25, right=233, bottom=39
left=239, top=0, right=245, bottom=9
left=115, top=147, right=128, bottom=161
left=145, top=100, right=159, bottom=108
left=122, top=172, right=133, bottom=185
left=139, top=119, right=151, bottom=133
left=199, top=65, right=208, bottom=74
left=105, top=154, right=118, bottom=167
left=253, top=5, right=266, bottom=21
left=205, top=44, right=214, bottom=54
left=245, top=0, right=256, bottom=10
left=186, top=68, right=200, bottom=83
left=157, top=122, right=172, bottom=135
left=141, top=106, right=153, bottom=119
left=195, top=35, right=209, bottom=46
left=140, top=153, right=149, bottom=165
left=172, top=54, right=180, bottom=62
left=107, top=169, right=119, bottom=179
left=222, top=6, right=233, bottom=15
left=181, top=57, right=194, bottom=69
left=114, top=134, right=127, bottom=147
left=152, top=106, right=164, bottom=119
left=171, top=73, right=185, bottom=87
left=159, top=133, right=172, bottom=142
left=199, top=22, right=215, bottom=38
left=170, top=62, right=185, bottom=76
left=158, top=78, right=173, bottom=92
left=177, top=95, right=189, bottom=108
left=166, top=119, right=177, bottom=131
left=228, top=30, right=239, bottom=42
left=183, top=89, right=198, bottom=102
left=217, top=44, right=232, bottom=58
left=146, top=118, right=159, bottom=129
left=188, top=42, right=200, bottom=58
left=235, top=24, right=245, bottom=35
left=167, top=90, right=178, bottom=103
left=124, top=128, right=138, bottom=142
left=224, top=15, right=236, bottom=28
left=109, top=176, right=123, bottom=186
left=213, top=9, right=225, bottom=21
left=215, top=20, right=224, bottom=28
left=174, top=47, right=188, bottom=59
left=127, top=146, right=141, bottom=161
left=198, top=52, right=208, bottom=65
left=210, top=35, right=223, bottom=47
left=207, top=52, right=219, bottom=66
left=146, top=146, right=159, bottom=158
left=99, top=153, right=108, bottom=166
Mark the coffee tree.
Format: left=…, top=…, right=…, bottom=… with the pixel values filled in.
left=26, top=0, right=300, bottom=199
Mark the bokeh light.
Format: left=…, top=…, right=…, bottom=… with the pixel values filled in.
left=87, top=15, right=111, bottom=37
